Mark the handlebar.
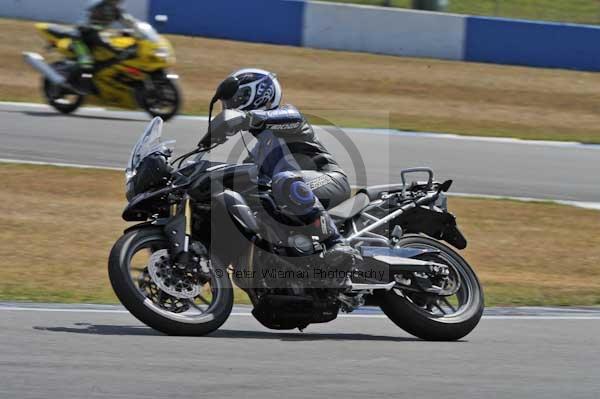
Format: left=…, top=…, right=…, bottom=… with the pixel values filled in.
left=198, top=131, right=227, bottom=149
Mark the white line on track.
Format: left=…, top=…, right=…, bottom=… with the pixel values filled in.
left=1, top=305, right=600, bottom=320
left=2, top=101, right=600, bottom=149
left=448, top=192, right=600, bottom=211
left=3, top=157, right=600, bottom=211
left=0, top=158, right=122, bottom=171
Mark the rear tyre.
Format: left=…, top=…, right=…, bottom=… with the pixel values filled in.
left=109, top=227, right=234, bottom=336
left=378, top=235, right=484, bottom=341
left=137, top=74, right=181, bottom=121
left=42, top=61, right=84, bottom=115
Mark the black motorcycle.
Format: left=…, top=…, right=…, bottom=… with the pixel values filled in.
left=109, top=78, right=484, bottom=340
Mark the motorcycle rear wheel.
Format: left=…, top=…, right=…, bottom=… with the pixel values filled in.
left=42, top=62, right=84, bottom=114
left=378, top=235, right=484, bottom=341
left=108, top=227, right=233, bottom=336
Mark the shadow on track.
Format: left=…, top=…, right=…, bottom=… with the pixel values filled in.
left=33, top=324, right=424, bottom=342
left=34, top=323, right=163, bottom=336
left=209, top=329, right=422, bottom=342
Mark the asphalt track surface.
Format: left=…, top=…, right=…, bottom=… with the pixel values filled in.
left=1, top=303, right=600, bottom=399
left=1, top=103, right=599, bottom=202
left=2, top=103, right=600, bottom=397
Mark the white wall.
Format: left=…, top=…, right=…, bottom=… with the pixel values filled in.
left=303, top=2, right=466, bottom=60
left=0, top=0, right=148, bottom=24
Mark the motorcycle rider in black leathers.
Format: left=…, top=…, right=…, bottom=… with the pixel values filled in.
left=71, top=0, right=138, bottom=93
left=220, top=69, right=362, bottom=281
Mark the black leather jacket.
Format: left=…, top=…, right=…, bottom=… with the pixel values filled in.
left=247, top=105, right=344, bottom=174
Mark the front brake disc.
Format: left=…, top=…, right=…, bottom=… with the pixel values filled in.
left=147, top=250, right=201, bottom=299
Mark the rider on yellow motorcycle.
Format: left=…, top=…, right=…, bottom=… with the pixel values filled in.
left=23, top=0, right=180, bottom=120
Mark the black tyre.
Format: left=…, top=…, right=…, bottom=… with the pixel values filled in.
left=378, top=235, right=484, bottom=341
left=42, top=62, right=84, bottom=114
left=108, top=227, right=233, bottom=336
left=137, top=75, right=181, bottom=121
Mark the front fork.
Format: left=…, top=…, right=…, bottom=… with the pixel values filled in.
left=165, top=194, right=193, bottom=260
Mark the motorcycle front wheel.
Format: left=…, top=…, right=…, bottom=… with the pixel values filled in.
left=108, top=227, right=233, bottom=336
left=378, top=235, right=484, bottom=341
left=136, top=74, right=181, bottom=121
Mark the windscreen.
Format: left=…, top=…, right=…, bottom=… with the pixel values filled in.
left=126, top=117, right=175, bottom=180
left=134, top=21, right=161, bottom=42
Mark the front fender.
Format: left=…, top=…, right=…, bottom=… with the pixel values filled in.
left=123, top=218, right=169, bottom=235
left=123, top=185, right=179, bottom=221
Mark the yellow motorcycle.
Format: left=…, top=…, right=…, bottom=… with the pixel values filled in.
left=23, top=20, right=181, bottom=120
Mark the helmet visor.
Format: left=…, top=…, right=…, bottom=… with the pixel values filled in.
left=223, top=86, right=252, bottom=110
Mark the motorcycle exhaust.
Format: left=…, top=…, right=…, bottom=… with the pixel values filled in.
left=22, top=52, right=66, bottom=86
left=350, top=281, right=396, bottom=292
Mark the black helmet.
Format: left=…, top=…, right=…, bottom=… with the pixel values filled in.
left=87, top=0, right=123, bottom=26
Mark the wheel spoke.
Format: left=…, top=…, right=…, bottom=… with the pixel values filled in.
left=196, top=294, right=211, bottom=306
left=442, top=297, right=457, bottom=313
left=434, top=302, right=447, bottom=315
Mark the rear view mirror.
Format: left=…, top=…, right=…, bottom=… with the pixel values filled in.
left=439, top=180, right=453, bottom=193
left=202, top=76, right=241, bottom=147
left=213, top=76, right=240, bottom=103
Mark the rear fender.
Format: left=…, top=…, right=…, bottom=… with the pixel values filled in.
left=396, top=206, right=467, bottom=250
left=35, top=23, right=53, bottom=41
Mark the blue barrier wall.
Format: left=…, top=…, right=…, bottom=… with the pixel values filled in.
left=465, top=16, right=600, bottom=72
left=149, top=0, right=305, bottom=46
left=6, top=0, right=600, bottom=72
left=0, top=0, right=148, bottom=24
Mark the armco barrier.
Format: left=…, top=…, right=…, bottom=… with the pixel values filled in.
left=4, top=0, right=600, bottom=72
left=149, top=0, right=305, bottom=46
left=302, top=2, right=466, bottom=60
left=0, top=0, right=148, bottom=24
left=465, top=16, right=600, bottom=72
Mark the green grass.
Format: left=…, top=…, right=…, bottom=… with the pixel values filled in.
left=327, top=0, right=600, bottom=24
left=2, top=163, right=600, bottom=307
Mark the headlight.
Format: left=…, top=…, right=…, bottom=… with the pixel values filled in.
left=154, top=47, right=171, bottom=59
left=125, top=154, right=173, bottom=201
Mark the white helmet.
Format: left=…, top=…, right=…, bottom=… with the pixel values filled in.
left=222, top=68, right=282, bottom=111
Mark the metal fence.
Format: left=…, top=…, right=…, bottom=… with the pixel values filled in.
left=330, top=0, right=600, bottom=25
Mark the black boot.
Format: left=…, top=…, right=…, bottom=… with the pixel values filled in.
left=323, top=241, right=363, bottom=271
left=319, top=238, right=363, bottom=288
